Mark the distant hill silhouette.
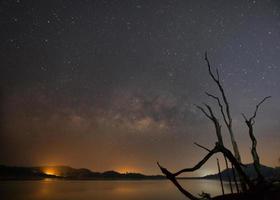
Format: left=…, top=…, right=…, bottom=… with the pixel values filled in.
left=203, top=163, right=280, bottom=181
left=1, top=163, right=279, bottom=181
left=0, top=165, right=164, bottom=180
left=0, top=165, right=57, bottom=180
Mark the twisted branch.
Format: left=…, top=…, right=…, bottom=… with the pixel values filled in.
left=157, top=143, right=253, bottom=199
left=242, top=96, right=271, bottom=182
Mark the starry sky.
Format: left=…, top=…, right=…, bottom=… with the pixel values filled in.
left=1, top=0, right=280, bottom=176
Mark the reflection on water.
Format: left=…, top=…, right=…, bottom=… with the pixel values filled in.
left=0, top=179, right=235, bottom=200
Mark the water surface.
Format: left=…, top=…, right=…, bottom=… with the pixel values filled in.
left=0, top=179, right=234, bottom=200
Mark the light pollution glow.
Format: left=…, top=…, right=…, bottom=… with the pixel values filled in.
left=42, top=167, right=60, bottom=176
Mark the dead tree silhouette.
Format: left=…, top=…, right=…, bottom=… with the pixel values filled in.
left=242, top=96, right=271, bottom=183
left=157, top=52, right=272, bottom=200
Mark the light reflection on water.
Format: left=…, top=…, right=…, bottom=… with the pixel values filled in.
left=0, top=179, right=235, bottom=200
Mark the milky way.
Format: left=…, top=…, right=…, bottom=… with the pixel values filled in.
left=1, top=0, right=280, bottom=175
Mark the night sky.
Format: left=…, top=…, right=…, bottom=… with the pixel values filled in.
left=1, top=0, right=280, bottom=176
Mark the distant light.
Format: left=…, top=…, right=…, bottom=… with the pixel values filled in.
left=117, top=167, right=137, bottom=174
left=43, top=168, right=59, bottom=176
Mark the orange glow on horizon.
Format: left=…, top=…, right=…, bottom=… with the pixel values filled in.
left=116, top=167, right=140, bottom=174
left=43, top=167, right=60, bottom=176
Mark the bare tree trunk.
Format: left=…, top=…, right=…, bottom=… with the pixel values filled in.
left=217, top=158, right=225, bottom=195
left=231, top=161, right=240, bottom=193
left=242, top=96, right=271, bottom=182
left=157, top=54, right=271, bottom=199
left=204, top=52, right=245, bottom=191
left=247, top=121, right=263, bottom=181
left=224, top=156, right=233, bottom=194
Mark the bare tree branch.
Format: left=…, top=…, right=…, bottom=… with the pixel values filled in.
left=196, top=104, right=223, bottom=145
left=195, top=104, right=212, bottom=120
left=171, top=143, right=252, bottom=187
left=241, top=113, right=248, bottom=121
left=250, top=96, right=271, bottom=121
left=157, top=143, right=253, bottom=199
left=205, top=51, right=244, bottom=190
left=205, top=92, right=229, bottom=126
left=242, top=96, right=271, bottom=182
left=194, top=142, right=211, bottom=152
left=204, top=52, right=230, bottom=118
left=172, top=145, right=219, bottom=176
left=216, top=68, right=220, bottom=81
left=204, top=103, right=216, bottom=119
left=205, top=51, right=219, bottom=83
left=205, top=52, right=233, bottom=128
left=157, top=162, right=199, bottom=200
